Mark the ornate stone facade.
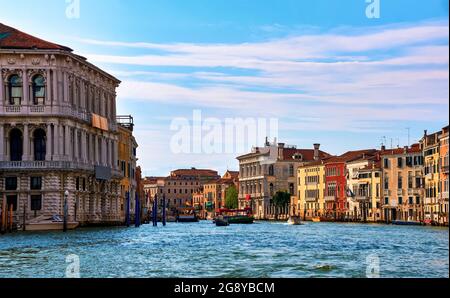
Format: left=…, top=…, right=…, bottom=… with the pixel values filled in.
left=0, top=24, right=124, bottom=226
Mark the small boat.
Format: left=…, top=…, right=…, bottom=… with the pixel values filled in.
left=176, top=207, right=199, bottom=223
left=287, top=216, right=302, bottom=225
left=216, top=208, right=254, bottom=224
left=312, top=216, right=321, bottom=223
left=25, top=215, right=79, bottom=231
left=215, top=216, right=229, bottom=227
left=392, top=220, right=423, bottom=226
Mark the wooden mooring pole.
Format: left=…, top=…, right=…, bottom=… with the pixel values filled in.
left=1, top=195, right=6, bottom=234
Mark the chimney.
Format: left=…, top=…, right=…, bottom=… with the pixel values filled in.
left=314, top=144, right=321, bottom=161
left=404, top=146, right=408, bottom=154
left=381, top=145, right=386, bottom=151
left=278, top=143, right=285, bottom=160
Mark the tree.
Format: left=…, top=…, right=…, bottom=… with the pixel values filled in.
left=272, top=191, right=291, bottom=220
left=225, top=186, right=238, bottom=209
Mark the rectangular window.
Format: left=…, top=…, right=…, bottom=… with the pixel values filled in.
left=30, top=177, right=42, bottom=190
left=398, top=157, right=403, bottom=168
left=385, top=197, right=389, bottom=205
left=384, top=158, right=389, bottom=169
left=398, top=197, right=403, bottom=205
left=5, top=177, right=18, bottom=191
left=398, top=174, right=403, bottom=189
left=31, top=195, right=42, bottom=211
left=409, top=197, right=413, bottom=205
left=6, top=195, right=18, bottom=211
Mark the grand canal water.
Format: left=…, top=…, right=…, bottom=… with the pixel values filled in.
left=0, top=221, right=448, bottom=278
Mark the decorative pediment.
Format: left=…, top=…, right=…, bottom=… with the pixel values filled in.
left=2, top=69, right=23, bottom=83
left=27, top=69, right=47, bottom=83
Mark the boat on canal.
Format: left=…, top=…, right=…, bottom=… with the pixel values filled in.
left=215, top=207, right=254, bottom=224
left=215, top=216, right=230, bottom=227
left=287, top=216, right=302, bottom=225
left=25, top=215, right=79, bottom=231
left=392, top=220, right=424, bottom=226
left=312, top=216, right=321, bottom=222
left=176, top=207, right=199, bottom=223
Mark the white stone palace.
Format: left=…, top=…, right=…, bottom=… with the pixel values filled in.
left=0, top=23, right=124, bottom=226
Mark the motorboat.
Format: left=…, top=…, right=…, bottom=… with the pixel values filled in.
left=215, top=208, right=254, bottom=224
left=215, top=216, right=230, bottom=227
left=392, top=220, right=423, bottom=226
left=25, top=215, right=79, bottom=231
left=312, top=216, right=321, bottom=223
left=176, top=207, right=199, bottom=223
left=287, top=216, right=302, bottom=225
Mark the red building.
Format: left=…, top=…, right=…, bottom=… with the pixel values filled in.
left=324, top=150, right=378, bottom=220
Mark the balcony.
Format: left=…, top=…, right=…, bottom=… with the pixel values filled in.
left=397, top=189, right=404, bottom=196
left=442, top=192, right=449, bottom=200
left=442, top=166, right=449, bottom=174
left=0, top=160, right=94, bottom=171
left=305, top=197, right=318, bottom=203
left=0, top=161, right=122, bottom=179
left=324, top=196, right=336, bottom=202
left=383, top=190, right=390, bottom=196
left=408, top=189, right=421, bottom=196
left=356, top=195, right=369, bottom=202
left=5, top=105, right=21, bottom=113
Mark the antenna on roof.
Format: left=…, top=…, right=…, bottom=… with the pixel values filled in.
left=406, top=127, right=411, bottom=147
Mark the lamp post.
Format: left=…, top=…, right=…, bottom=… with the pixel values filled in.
left=63, top=190, right=69, bottom=232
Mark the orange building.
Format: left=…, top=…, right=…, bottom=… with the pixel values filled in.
left=438, top=126, right=449, bottom=225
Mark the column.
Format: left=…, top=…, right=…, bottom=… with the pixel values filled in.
left=64, top=125, right=70, bottom=160
left=114, top=140, right=118, bottom=170
left=102, top=137, right=107, bottom=166
left=22, top=68, right=29, bottom=106
left=94, top=135, right=99, bottom=165
left=0, top=71, right=4, bottom=106
left=53, top=123, right=59, bottom=160
left=46, top=123, right=52, bottom=161
left=0, top=124, right=4, bottom=160
left=81, top=130, right=87, bottom=163
left=59, top=123, right=65, bottom=160
left=74, top=128, right=79, bottom=161
left=52, top=69, right=57, bottom=106
left=63, top=72, right=68, bottom=103
left=46, top=69, right=52, bottom=106
left=23, top=123, right=29, bottom=161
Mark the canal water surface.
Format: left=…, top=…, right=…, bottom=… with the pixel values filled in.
left=0, top=221, right=448, bottom=278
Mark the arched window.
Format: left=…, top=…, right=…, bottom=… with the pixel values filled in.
left=33, top=129, right=46, bottom=161
left=32, top=75, right=45, bottom=105
left=10, top=129, right=23, bottom=161
left=8, top=75, right=22, bottom=105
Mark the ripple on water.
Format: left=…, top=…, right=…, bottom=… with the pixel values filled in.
left=0, top=222, right=448, bottom=278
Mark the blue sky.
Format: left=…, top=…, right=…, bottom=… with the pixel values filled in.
left=1, top=0, right=449, bottom=176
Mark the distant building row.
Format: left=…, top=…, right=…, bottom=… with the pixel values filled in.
left=237, top=127, right=449, bottom=225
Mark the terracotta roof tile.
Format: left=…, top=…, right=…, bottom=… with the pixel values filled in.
left=0, top=23, right=72, bottom=51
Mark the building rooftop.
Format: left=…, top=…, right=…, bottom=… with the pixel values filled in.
left=325, top=149, right=378, bottom=164
left=380, top=144, right=422, bottom=156
left=0, top=23, right=72, bottom=51
left=170, top=168, right=220, bottom=178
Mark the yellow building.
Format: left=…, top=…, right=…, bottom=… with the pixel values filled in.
left=421, top=130, right=441, bottom=223
left=117, top=116, right=138, bottom=221
left=381, top=144, right=424, bottom=223
left=297, top=160, right=326, bottom=219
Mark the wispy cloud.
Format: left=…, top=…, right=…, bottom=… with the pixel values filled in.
left=76, top=21, right=449, bottom=175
